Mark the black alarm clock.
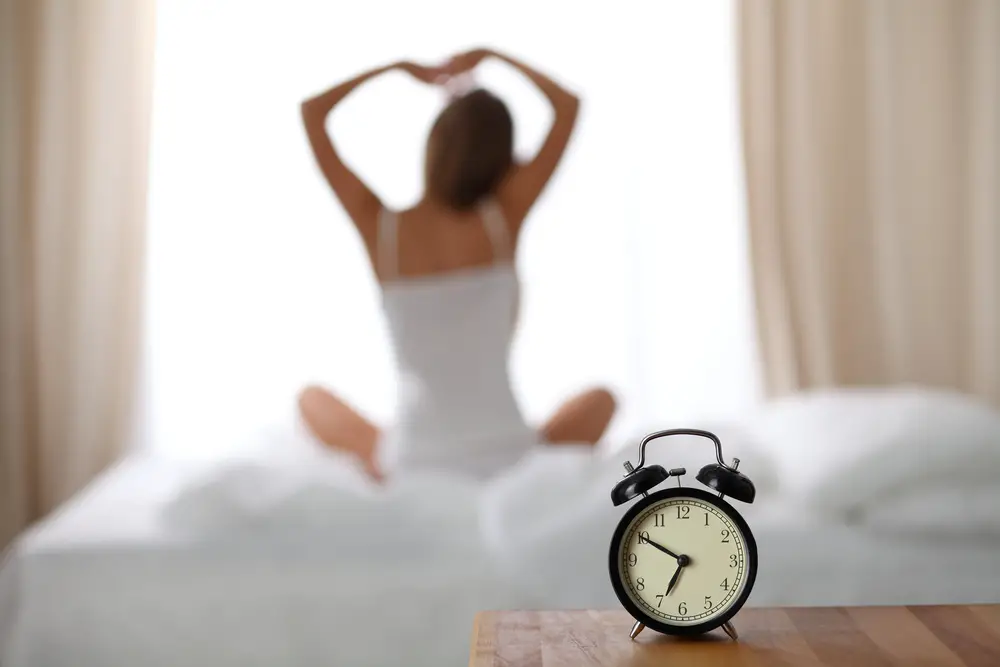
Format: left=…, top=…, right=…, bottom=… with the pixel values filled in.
left=608, top=429, right=758, bottom=642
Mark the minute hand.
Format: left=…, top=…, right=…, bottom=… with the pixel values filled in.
left=644, top=537, right=681, bottom=560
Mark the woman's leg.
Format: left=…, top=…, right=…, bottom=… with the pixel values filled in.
left=541, top=387, right=617, bottom=446
left=297, top=385, right=383, bottom=480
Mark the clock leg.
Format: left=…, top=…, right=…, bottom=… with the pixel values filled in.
left=629, top=620, right=645, bottom=640
left=722, top=621, right=739, bottom=641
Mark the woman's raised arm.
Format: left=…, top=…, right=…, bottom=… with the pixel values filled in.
left=301, top=61, right=441, bottom=252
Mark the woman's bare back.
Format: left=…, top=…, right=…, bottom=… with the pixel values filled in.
left=372, top=197, right=519, bottom=282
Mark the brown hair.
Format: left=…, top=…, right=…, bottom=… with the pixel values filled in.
left=425, top=89, right=514, bottom=210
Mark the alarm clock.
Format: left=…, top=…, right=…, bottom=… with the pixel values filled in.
left=608, top=429, right=758, bottom=642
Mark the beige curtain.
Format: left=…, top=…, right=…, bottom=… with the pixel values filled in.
left=738, top=0, right=1000, bottom=405
left=0, top=0, right=156, bottom=549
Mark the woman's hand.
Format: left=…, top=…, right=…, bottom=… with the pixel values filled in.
left=396, top=60, right=445, bottom=84
left=442, top=48, right=493, bottom=76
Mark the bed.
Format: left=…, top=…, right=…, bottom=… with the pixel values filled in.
left=3, top=387, right=1000, bottom=667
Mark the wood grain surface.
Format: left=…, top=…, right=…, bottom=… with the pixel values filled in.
left=469, top=606, right=1000, bottom=667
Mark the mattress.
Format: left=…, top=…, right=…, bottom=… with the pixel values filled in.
left=2, top=455, right=999, bottom=667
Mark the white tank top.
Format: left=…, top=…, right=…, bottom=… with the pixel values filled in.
left=374, top=200, right=538, bottom=478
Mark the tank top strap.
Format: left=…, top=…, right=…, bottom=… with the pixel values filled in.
left=479, top=199, right=513, bottom=261
left=377, top=207, right=399, bottom=280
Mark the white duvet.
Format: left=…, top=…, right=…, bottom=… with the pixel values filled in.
left=158, top=419, right=778, bottom=595
left=158, top=384, right=1000, bottom=578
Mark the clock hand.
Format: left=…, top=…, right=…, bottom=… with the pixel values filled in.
left=644, top=537, right=681, bottom=560
left=665, top=554, right=691, bottom=596
left=665, top=564, right=683, bottom=596
left=645, top=538, right=693, bottom=569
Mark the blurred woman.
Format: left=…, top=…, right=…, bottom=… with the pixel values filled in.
left=298, top=48, right=616, bottom=480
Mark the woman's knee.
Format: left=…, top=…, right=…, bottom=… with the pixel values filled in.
left=543, top=386, right=618, bottom=444
left=297, top=385, right=376, bottom=442
left=298, top=385, right=340, bottom=425
left=583, top=387, right=617, bottom=419
left=298, top=384, right=328, bottom=409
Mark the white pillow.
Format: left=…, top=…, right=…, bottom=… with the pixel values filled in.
left=854, top=483, right=1000, bottom=537
left=743, top=386, right=1000, bottom=515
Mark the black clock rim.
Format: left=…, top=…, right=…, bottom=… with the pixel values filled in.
left=607, top=486, right=758, bottom=637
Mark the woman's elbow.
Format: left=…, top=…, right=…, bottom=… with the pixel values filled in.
left=300, top=99, right=315, bottom=120
left=561, top=94, right=581, bottom=120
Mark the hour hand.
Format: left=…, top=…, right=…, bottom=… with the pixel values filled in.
left=665, top=565, right=683, bottom=596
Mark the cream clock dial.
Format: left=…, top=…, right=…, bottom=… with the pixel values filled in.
left=618, top=496, right=748, bottom=624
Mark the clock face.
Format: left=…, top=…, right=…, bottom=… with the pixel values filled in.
left=609, top=487, right=757, bottom=633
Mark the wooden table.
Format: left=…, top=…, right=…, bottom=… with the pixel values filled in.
left=469, top=606, right=1000, bottom=666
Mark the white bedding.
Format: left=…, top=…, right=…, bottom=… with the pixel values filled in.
left=3, top=438, right=999, bottom=667
left=741, top=386, right=1000, bottom=515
